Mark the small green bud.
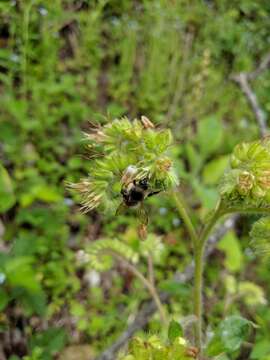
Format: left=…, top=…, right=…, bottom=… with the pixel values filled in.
left=251, top=184, right=266, bottom=198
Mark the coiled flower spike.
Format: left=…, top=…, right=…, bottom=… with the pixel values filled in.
left=219, top=137, right=270, bottom=208
left=250, top=216, right=270, bottom=258
left=70, top=116, right=179, bottom=213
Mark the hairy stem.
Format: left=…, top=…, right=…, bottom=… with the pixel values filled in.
left=193, top=202, right=224, bottom=354
left=194, top=243, right=204, bottom=352
left=225, top=206, right=270, bottom=215
left=172, top=190, right=198, bottom=247
left=173, top=191, right=225, bottom=356
left=172, top=190, right=206, bottom=352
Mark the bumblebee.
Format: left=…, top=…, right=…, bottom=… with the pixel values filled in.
left=121, top=178, right=149, bottom=207
left=118, top=166, right=161, bottom=213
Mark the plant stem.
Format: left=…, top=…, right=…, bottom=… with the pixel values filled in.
left=172, top=191, right=225, bottom=355
left=193, top=243, right=204, bottom=352
left=225, top=206, right=270, bottom=215
left=111, top=252, right=167, bottom=325
left=172, top=190, right=204, bottom=352
left=193, top=202, right=224, bottom=354
left=171, top=190, right=198, bottom=247
left=147, top=254, right=155, bottom=286
left=199, top=202, right=224, bottom=247
left=172, top=192, right=270, bottom=356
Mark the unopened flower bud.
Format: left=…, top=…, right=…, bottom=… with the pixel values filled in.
left=141, top=116, right=155, bottom=129
left=156, top=158, right=172, bottom=172
left=237, top=171, right=254, bottom=195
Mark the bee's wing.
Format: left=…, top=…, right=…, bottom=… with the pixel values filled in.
left=115, top=201, right=128, bottom=215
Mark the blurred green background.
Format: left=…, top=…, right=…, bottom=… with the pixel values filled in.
left=1, top=0, right=270, bottom=359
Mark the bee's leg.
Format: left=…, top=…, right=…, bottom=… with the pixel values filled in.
left=147, top=190, right=161, bottom=198
left=116, top=202, right=128, bottom=215
left=138, top=203, right=149, bottom=225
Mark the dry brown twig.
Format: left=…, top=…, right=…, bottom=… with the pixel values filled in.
left=231, top=51, right=270, bottom=137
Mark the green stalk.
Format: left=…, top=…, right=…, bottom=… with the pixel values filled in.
left=194, top=202, right=224, bottom=352
left=171, top=191, right=198, bottom=248
left=193, top=242, right=204, bottom=351
left=192, top=202, right=270, bottom=354
left=225, top=206, right=270, bottom=215
left=172, top=191, right=224, bottom=356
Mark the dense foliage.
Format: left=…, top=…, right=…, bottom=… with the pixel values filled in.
left=1, top=1, right=270, bottom=359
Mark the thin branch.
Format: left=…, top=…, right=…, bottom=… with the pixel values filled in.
left=95, top=215, right=238, bottom=360
left=110, top=252, right=167, bottom=325
left=172, top=190, right=199, bottom=248
left=247, top=52, right=270, bottom=80
left=231, top=51, right=270, bottom=138
left=231, top=73, right=267, bottom=137
left=147, top=254, right=155, bottom=286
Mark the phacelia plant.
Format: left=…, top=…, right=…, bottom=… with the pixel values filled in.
left=70, top=118, right=270, bottom=359
left=71, top=116, right=178, bottom=214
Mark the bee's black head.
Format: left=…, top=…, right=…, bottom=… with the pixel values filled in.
left=137, top=178, right=148, bottom=190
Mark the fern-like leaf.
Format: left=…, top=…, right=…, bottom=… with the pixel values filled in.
left=86, top=239, right=139, bottom=271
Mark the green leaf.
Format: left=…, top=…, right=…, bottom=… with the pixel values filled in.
left=207, top=315, right=253, bottom=356
left=168, top=320, right=183, bottom=342
left=192, top=179, right=219, bottom=209
left=5, top=257, right=41, bottom=293
left=218, top=231, right=243, bottom=272
left=22, top=291, right=47, bottom=316
left=197, top=116, right=223, bottom=157
left=159, top=280, right=189, bottom=297
left=206, top=338, right=224, bottom=357
left=0, top=163, right=16, bottom=213
left=33, top=185, right=62, bottom=203
left=251, top=340, right=270, bottom=359
left=0, top=288, right=9, bottom=311
left=202, top=155, right=230, bottom=185
left=219, top=316, right=252, bottom=352
left=185, top=144, right=203, bottom=174
left=30, top=328, right=67, bottom=357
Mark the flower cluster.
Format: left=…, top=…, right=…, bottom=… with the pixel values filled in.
left=220, top=138, right=270, bottom=207
left=250, top=216, right=270, bottom=257
left=118, top=335, right=196, bottom=360
left=70, top=117, right=178, bottom=213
